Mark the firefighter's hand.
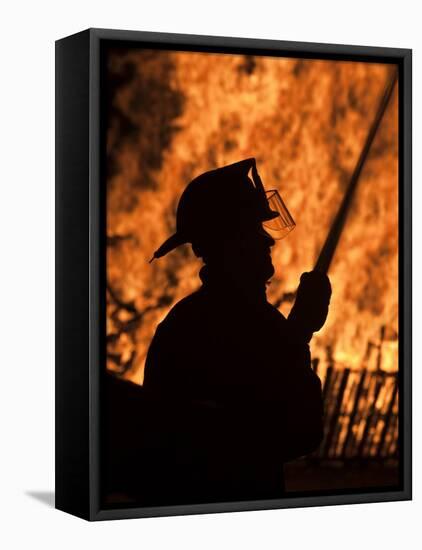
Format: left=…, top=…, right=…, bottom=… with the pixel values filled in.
left=288, top=271, right=332, bottom=338
left=298, top=271, right=332, bottom=302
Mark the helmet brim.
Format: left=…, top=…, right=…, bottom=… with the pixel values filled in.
left=151, top=232, right=187, bottom=261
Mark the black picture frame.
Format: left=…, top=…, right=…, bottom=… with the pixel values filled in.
left=55, top=28, right=412, bottom=521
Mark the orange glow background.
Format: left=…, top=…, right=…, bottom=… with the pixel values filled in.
left=105, top=48, right=398, bottom=395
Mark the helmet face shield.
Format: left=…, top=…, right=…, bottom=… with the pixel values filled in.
left=263, top=189, right=296, bottom=239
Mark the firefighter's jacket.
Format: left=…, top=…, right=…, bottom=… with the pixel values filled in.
left=140, top=270, right=331, bottom=503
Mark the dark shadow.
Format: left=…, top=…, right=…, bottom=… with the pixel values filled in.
left=26, top=491, right=55, bottom=508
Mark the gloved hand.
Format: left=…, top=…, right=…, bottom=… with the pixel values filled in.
left=288, top=271, right=332, bottom=341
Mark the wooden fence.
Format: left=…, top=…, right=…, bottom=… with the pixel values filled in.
left=313, top=361, right=399, bottom=460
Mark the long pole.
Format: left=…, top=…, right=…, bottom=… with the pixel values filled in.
left=314, top=67, right=398, bottom=274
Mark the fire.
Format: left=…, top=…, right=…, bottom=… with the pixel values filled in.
left=105, top=49, right=398, bottom=397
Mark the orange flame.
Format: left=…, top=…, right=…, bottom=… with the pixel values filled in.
left=105, top=50, right=398, bottom=393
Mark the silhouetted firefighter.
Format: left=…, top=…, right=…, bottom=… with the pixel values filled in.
left=134, top=158, right=331, bottom=505
left=106, top=66, right=398, bottom=505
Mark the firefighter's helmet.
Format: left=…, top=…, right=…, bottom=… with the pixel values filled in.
left=150, top=158, right=295, bottom=262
